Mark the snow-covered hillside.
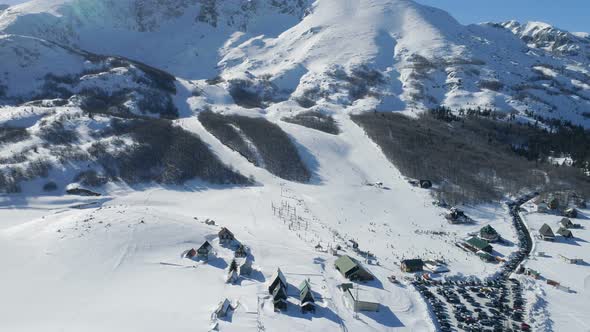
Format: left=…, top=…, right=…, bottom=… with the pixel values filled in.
left=1, top=0, right=590, bottom=125
left=0, top=112, right=523, bottom=332
left=1, top=1, right=590, bottom=331
left=518, top=201, right=590, bottom=331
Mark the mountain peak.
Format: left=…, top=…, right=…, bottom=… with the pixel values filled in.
left=0, top=0, right=589, bottom=127
left=498, top=19, right=590, bottom=58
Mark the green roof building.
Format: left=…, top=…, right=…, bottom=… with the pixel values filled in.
left=268, top=268, right=287, bottom=294
left=465, top=237, right=493, bottom=253
left=539, top=224, right=555, bottom=241
left=299, top=280, right=316, bottom=313
left=479, top=225, right=500, bottom=242
left=560, top=218, right=574, bottom=229
left=478, top=251, right=496, bottom=263
left=557, top=227, right=573, bottom=238
left=272, top=284, right=288, bottom=310
left=334, top=255, right=374, bottom=281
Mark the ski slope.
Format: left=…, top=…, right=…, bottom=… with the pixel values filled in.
left=1, top=1, right=590, bottom=331
left=1, top=110, right=526, bottom=331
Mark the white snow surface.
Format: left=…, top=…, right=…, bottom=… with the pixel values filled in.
left=0, top=0, right=589, bottom=125
left=518, top=203, right=590, bottom=332
left=0, top=111, right=528, bottom=331
left=1, top=1, right=590, bottom=331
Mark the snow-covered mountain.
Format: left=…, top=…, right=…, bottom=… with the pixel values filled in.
left=0, top=0, right=589, bottom=125
left=2, top=1, right=590, bottom=332
left=500, top=20, right=590, bottom=59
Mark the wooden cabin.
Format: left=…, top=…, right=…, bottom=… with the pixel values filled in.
left=334, top=255, right=374, bottom=281
left=197, top=241, right=213, bottom=258
left=218, top=227, right=235, bottom=243
left=268, top=268, right=288, bottom=294
left=557, top=227, right=573, bottom=238
left=400, top=259, right=424, bottom=273
left=185, top=248, right=197, bottom=259
left=539, top=224, right=555, bottom=241
left=272, top=285, right=288, bottom=311
left=479, top=225, right=500, bottom=242
left=299, top=280, right=316, bottom=313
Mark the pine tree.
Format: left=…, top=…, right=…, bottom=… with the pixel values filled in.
left=229, top=259, right=238, bottom=273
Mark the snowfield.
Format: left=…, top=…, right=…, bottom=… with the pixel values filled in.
left=1, top=0, right=590, bottom=331
left=1, top=0, right=590, bottom=125
left=1, top=113, right=529, bottom=332
left=518, top=202, right=590, bottom=332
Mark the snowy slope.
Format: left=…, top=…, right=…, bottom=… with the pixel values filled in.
left=0, top=0, right=310, bottom=78
left=1, top=111, right=524, bottom=331
left=0, top=34, right=87, bottom=98
left=1, top=0, right=589, bottom=125
left=517, top=203, right=590, bottom=331
left=501, top=20, right=590, bottom=59
left=1, top=1, right=590, bottom=331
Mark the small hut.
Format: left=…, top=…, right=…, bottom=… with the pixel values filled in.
left=557, top=227, right=573, bottom=238
left=560, top=218, right=574, bottom=229
left=400, top=259, right=424, bottom=273
left=234, top=244, right=248, bottom=258
left=272, top=285, right=288, bottom=311
left=524, top=268, right=541, bottom=279
left=218, top=227, right=235, bottom=243
left=479, top=225, right=500, bottom=242
left=299, top=280, right=316, bottom=313
left=564, top=208, right=578, bottom=218
left=424, top=260, right=450, bottom=273
left=214, top=299, right=233, bottom=318
left=445, top=207, right=471, bottom=224
left=478, top=251, right=496, bottom=263
left=185, top=248, right=197, bottom=259
left=197, top=241, right=213, bottom=258
left=559, top=254, right=583, bottom=264
left=334, top=255, right=374, bottom=281
left=268, top=268, right=288, bottom=294
left=343, top=287, right=380, bottom=312
left=539, top=224, right=555, bottom=241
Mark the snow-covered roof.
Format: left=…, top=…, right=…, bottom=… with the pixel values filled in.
left=214, top=299, right=232, bottom=315
left=270, top=268, right=287, bottom=288
left=539, top=224, right=555, bottom=237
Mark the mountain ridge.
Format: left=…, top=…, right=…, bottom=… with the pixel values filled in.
left=0, top=0, right=589, bottom=127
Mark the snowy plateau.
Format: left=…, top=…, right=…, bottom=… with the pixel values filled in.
left=0, top=0, right=589, bottom=331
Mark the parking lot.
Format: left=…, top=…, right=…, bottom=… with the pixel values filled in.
left=414, top=278, right=529, bottom=331
left=413, top=194, right=536, bottom=331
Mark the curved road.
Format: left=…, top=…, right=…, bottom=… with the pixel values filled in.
left=415, top=193, right=538, bottom=332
